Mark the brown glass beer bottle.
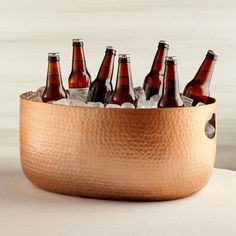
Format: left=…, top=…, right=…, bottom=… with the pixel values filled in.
left=111, top=54, right=137, bottom=106
left=143, top=40, right=169, bottom=100
left=86, top=46, right=116, bottom=104
left=158, top=56, right=183, bottom=108
left=183, top=50, right=218, bottom=106
left=42, top=53, right=67, bottom=103
left=68, top=39, right=91, bottom=100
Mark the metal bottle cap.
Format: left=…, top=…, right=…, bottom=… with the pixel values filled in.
left=106, top=46, right=117, bottom=55
left=165, top=56, right=177, bottom=64
left=72, top=38, right=84, bottom=46
left=118, top=54, right=130, bottom=63
left=159, top=40, right=169, bottom=49
left=206, top=50, right=219, bottom=61
left=48, top=52, right=60, bottom=61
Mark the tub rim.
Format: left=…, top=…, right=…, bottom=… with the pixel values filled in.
left=19, top=91, right=216, bottom=112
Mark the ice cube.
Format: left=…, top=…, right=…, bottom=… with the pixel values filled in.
left=137, top=100, right=157, bottom=108
left=196, top=102, right=205, bottom=106
left=51, top=99, right=86, bottom=107
left=51, top=98, right=70, bottom=105
left=121, top=102, right=135, bottom=108
left=21, top=91, right=41, bottom=101
left=137, top=101, right=145, bottom=108
left=21, top=86, right=44, bottom=102
left=36, top=86, right=46, bottom=97
left=106, top=104, right=121, bottom=108
left=134, top=86, right=146, bottom=103
left=27, top=91, right=43, bottom=102
left=181, top=95, right=194, bottom=107
left=150, top=94, right=161, bottom=102
left=21, top=91, right=34, bottom=99
left=68, top=99, right=87, bottom=106
left=30, top=94, right=43, bottom=102
left=87, top=102, right=105, bottom=108
left=68, top=88, right=89, bottom=102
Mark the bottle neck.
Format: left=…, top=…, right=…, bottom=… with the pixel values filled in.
left=116, top=62, right=133, bottom=88
left=47, top=60, right=62, bottom=85
left=162, top=62, right=180, bottom=96
left=97, top=53, right=115, bottom=81
left=193, top=57, right=216, bottom=85
left=151, top=46, right=168, bottom=73
left=72, top=45, right=87, bottom=71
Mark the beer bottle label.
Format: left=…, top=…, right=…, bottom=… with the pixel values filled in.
left=69, top=88, right=89, bottom=101
left=181, top=95, right=194, bottom=107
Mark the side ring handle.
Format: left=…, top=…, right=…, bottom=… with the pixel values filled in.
left=205, top=113, right=216, bottom=139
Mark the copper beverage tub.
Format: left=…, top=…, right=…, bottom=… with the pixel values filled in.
left=19, top=92, right=216, bottom=201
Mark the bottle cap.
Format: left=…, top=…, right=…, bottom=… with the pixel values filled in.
left=106, top=46, right=117, bottom=55
left=118, top=54, right=130, bottom=63
left=165, top=56, right=177, bottom=64
left=72, top=38, right=84, bottom=46
left=159, top=40, right=169, bottom=49
left=206, top=50, right=218, bottom=61
left=48, top=52, right=60, bottom=61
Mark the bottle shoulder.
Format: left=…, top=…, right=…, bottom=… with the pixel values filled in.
left=90, top=78, right=112, bottom=88
left=184, top=80, right=210, bottom=91
left=144, top=72, right=162, bottom=81
left=69, top=70, right=90, bottom=77
left=42, top=86, right=67, bottom=102
left=68, top=71, right=91, bottom=87
left=158, top=95, right=183, bottom=107
left=112, top=87, right=136, bottom=99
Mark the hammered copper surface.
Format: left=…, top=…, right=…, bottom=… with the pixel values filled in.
left=19, top=93, right=216, bottom=201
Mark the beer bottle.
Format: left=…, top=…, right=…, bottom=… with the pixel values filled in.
left=111, top=54, right=137, bottom=106
left=183, top=50, right=218, bottom=106
left=42, top=53, right=67, bottom=103
left=143, top=40, right=169, bottom=100
left=68, top=38, right=91, bottom=101
left=158, top=56, right=183, bottom=108
left=86, top=46, right=116, bottom=104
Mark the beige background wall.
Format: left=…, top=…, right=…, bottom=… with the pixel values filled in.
left=0, top=0, right=235, bottom=170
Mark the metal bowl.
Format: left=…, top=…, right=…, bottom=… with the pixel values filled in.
left=20, top=92, right=216, bottom=201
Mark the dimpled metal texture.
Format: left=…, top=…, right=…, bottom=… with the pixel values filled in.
left=20, top=93, right=216, bottom=201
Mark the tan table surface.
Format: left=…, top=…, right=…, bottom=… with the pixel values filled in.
left=0, top=158, right=235, bottom=236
